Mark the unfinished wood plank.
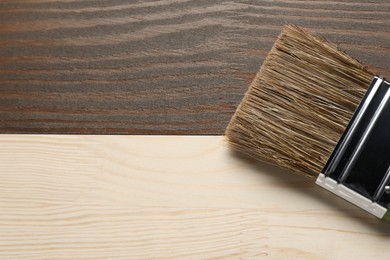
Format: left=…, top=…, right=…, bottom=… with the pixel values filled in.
left=0, top=135, right=390, bottom=259
left=1, top=0, right=390, bottom=134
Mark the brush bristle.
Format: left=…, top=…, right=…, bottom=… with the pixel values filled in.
left=226, top=25, right=374, bottom=179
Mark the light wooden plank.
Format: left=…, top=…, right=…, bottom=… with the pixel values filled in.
left=0, top=135, right=389, bottom=259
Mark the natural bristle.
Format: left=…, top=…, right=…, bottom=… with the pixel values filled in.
left=226, top=25, right=374, bottom=179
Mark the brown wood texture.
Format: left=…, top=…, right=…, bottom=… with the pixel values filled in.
left=1, top=0, right=390, bottom=134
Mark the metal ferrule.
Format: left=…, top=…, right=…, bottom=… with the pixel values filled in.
left=316, top=77, right=390, bottom=219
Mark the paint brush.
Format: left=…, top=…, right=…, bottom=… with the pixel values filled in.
left=226, top=25, right=390, bottom=220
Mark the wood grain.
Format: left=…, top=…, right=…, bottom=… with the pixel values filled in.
left=1, top=135, right=390, bottom=259
left=1, top=0, right=390, bottom=134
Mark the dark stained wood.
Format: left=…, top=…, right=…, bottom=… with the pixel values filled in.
left=1, top=0, right=390, bottom=134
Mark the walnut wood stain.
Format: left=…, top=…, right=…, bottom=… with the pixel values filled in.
left=1, top=0, right=390, bottom=134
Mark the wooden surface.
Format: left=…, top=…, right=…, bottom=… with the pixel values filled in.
left=1, top=135, right=390, bottom=259
left=1, top=0, right=390, bottom=134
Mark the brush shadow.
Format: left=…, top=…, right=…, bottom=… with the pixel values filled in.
left=228, top=149, right=390, bottom=236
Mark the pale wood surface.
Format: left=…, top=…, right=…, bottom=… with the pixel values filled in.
left=1, top=135, right=390, bottom=259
